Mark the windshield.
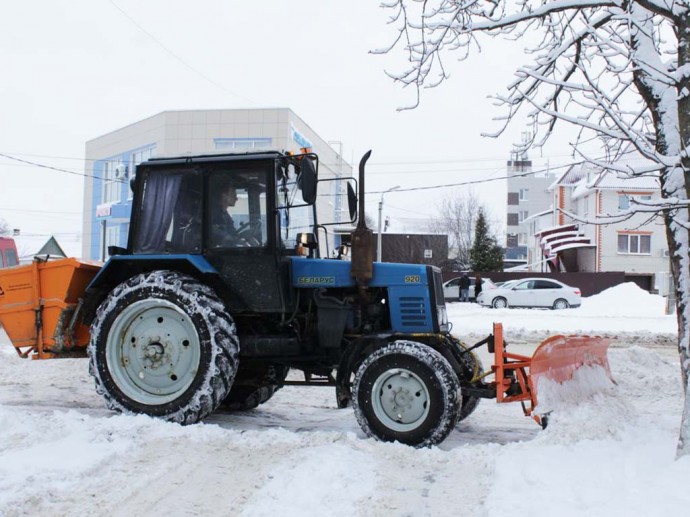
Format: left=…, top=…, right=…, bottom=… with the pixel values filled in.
left=276, top=163, right=314, bottom=249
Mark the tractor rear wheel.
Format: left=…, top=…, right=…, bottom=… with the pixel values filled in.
left=221, top=363, right=289, bottom=410
left=88, top=270, right=239, bottom=424
left=353, top=341, right=460, bottom=447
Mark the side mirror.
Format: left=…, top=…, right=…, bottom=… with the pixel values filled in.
left=347, top=181, right=357, bottom=222
left=300, top=158, right=317, bottom=204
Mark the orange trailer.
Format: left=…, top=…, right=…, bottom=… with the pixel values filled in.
left=0, top=257, right=101, bottom=359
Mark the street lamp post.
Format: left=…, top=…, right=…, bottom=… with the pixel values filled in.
left=377, top=185, right=400, bottom=262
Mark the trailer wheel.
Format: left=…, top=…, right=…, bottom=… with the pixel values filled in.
left=353, top=341, right=460, bottom=447
left=221, top=363, right=289, bottom=410
left=88, top=270, right=239, bottom=424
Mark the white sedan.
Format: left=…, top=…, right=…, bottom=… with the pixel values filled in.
left=443, top=277, right=495, bottom=301
left=476, top=278, right=581, bottom=309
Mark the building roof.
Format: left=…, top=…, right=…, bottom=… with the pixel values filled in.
left=13, top=235, right=82, bottom=262
left=552, top=161, right=659, bottom=199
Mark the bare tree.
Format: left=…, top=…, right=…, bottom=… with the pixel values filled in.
left=0, top=218, right=9, bottom=236
left=377, top=0, right=690, bottom=456
left=430, top=190, right=482, bottom=267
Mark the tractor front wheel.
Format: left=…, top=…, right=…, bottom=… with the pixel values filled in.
left=88, top=271, right=239, bottom=424
left=353, top=341, right=460, bottom=447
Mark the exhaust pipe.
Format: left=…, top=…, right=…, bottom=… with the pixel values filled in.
left=350, top=150, right=374, bottom=291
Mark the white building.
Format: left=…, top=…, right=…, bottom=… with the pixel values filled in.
left=505, top=152, right=556, bottom=267
left=82, top=108, right=352, bottom=260
left=526, top=162, right=669, bottom=280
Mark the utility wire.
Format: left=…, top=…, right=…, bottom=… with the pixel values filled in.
left=108, top=0, right=252, bottom=104
left=367, top=163, right=572, bottom=195
left=0, top=152, right=126, bottom=183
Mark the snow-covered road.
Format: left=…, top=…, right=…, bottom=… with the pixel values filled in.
left=0, top=284, right=688, bottom=516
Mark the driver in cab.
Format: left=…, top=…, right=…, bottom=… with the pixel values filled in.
left=211, top=181, right=240, bottom=247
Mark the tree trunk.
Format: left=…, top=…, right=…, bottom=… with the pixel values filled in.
left=676, top=12, right=690, bottom=457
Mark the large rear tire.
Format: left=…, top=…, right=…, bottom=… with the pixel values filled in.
left=88, top=270, right=239, bottom=424
left=221, top=363, right=289, bottom=411
left=353, top=341, right=460, bottom=447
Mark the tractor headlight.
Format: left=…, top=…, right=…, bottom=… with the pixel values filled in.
left=437, top=306, right=448, bottom=326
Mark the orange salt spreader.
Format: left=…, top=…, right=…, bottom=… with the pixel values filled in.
left=0, top=257, right=100, bottom=359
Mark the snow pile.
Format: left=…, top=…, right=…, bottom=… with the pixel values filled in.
left=579, top=282, right=667, bottom=317
left=447, top=281, right=677, bottom=336
left=535, top=365, right=617, bottom=417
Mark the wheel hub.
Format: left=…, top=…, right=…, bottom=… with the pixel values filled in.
left=106, top=299, right=201, bottom=405
left=372, top=368, right=430, bottom=430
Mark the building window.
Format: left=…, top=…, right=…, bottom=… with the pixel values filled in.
left=518, top=233, right=528, bottom=245
left=519, top=210, right=529, bottom=223
left=105, top=225, right=120, bottom=256
left=617, top=233, right=651, bottom=255
left=519, top=188, right=529, bottom=201
left=507, top=213, right=519, bottom=226
left=214, top=138, right=272, bottom=151
left=102, top=161, right=120, bottom=204
left=507, top=192, right=519, bottom=205
left=128, top=146, right=156, bottom=200
left=619, top=193, right=652, bottom=210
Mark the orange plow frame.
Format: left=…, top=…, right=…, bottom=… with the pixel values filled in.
left=490, top=323, right=612, bottom=425
left=0, top=258, right=100, bottom=359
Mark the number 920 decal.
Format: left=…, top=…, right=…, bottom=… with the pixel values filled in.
left=404, top=275, right=421, bottom=283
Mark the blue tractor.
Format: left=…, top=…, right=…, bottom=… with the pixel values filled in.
left=82, top=150, right=482, bottom=446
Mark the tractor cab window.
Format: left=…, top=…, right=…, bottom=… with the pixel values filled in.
left=133, top=170, right=202, bottom=254
left=208, top=170, right=267, bottom=248
left=276, top=168, right=315, bottom=249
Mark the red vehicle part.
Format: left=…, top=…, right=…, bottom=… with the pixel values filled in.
left=491, top=323, right=612, bottom=425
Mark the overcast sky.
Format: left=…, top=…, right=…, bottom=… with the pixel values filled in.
left=0, top=0, right=584, bottom=250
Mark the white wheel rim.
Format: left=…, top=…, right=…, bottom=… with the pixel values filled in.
left=370, top=368, right=430, bottom=432
left=106, top=299, right=201, bottom=405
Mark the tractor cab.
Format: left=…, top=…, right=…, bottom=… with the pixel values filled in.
left=106, top=151, right=336, bottom=315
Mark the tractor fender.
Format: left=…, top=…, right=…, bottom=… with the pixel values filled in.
left=81, top=255, right=219, bottom=325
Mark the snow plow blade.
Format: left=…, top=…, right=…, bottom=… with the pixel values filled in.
left=0, top=257, right=101, bottom=359
left=492, top=323, right=612, bottom=425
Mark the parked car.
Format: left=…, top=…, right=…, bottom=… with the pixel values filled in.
left=0, top=236, right=18, bottom=269
left=443, top=276, right=496, bottom=301
left=476, top=278, right=581, bottom=309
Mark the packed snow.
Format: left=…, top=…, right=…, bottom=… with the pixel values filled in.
left=1, top=283, right=688, bottom=516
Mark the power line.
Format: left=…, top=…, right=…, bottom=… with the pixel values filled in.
left=0, top=152, right=94, bottom=180
left=0, top=152, right=126, bottom=184
left=367, top=163, right=572, bottom=195
left=108, top=0, right=252, bottom=104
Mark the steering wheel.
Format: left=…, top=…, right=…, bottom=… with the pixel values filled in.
left=237, top=221, right=262, bottom=246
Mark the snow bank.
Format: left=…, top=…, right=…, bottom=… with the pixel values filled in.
left=447, top=282, right=677, bottom=336
left=579, top=282, right=667, bottom=317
